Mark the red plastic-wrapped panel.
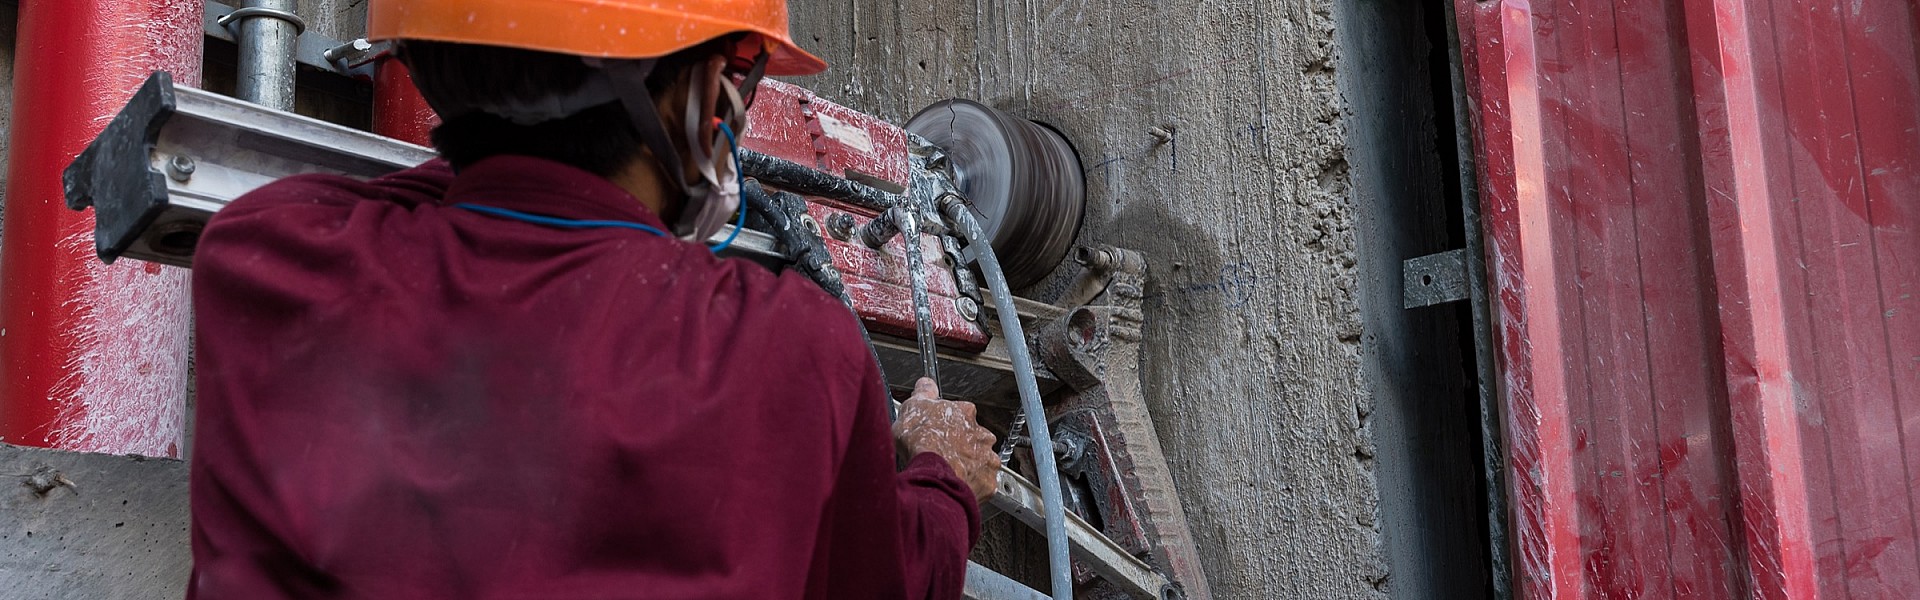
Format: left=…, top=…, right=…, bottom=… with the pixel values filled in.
left=1457, top=0, right=1920, bottom=597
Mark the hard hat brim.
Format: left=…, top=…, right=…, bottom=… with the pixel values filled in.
left=370, top=0, right=828, bottom=76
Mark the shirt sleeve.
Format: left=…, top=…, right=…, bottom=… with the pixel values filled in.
left=895, top=451, right=983, bottom=598
left=816, top=329, right=981, bottom=600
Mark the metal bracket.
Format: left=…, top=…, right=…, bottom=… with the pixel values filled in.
left=63, top=73, right=178, bottom=264
left=1402, top=248, right=1471, bottom=308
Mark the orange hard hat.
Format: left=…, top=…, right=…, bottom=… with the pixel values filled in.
left=367, top=0, right=828, bottom=76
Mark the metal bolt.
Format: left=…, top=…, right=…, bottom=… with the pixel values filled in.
left=1052, top=433, right=1088, bottom=469
left=1076, top=245, right=1115, bottom=271
left=323, top=38, right=372, bottom=62
left=166, top=155, right=196, bottom=182
left=956, top=296, right=980, bottom=321
left=825, top=213, right=857, bottom=241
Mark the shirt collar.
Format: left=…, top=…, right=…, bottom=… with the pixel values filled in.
left=442, top=155, right=670, bottom=232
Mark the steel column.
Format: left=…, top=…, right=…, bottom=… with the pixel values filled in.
left=230, top=0, right=299, bottom=111
left=0, top=0, right=203, bottom=455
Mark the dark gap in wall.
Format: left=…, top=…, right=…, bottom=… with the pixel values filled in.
left=1424, top=2, right=1505, bottom=598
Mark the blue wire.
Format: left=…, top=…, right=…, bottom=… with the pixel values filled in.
left=454, top=202, right=667, bottom=237
left=712, top=122, right=747, bottom=253
left=456, top=124, right=749, bottom=253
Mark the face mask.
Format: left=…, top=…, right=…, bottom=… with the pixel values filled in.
left=674, top=66, right=750, bottom=243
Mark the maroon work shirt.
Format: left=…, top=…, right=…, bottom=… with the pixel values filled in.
left=187, top=155, right=978, bottom=599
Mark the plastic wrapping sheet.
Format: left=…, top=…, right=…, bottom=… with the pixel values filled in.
left=1454, top=0, right=1920, bottom=596
left=0, top=1, right=203, bottom=456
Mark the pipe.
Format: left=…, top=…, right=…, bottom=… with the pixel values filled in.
left=940, top=195, right=1071, bottom=600
left=738, top=149, right=893, bottom=212
left=0, top=0, right=203, bottom=455
left=895, top=207, right=939, bottom=381
left=231, top=0, right=300, bottom=111
left=373, top=58, right=440, bottom=146
left=862, top=206, right=941, bottom=382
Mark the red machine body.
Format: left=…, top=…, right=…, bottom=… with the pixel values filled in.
left=741, top=80, right=989, bottom=352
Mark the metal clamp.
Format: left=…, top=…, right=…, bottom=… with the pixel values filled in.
left=216, top=7, right=307, bottom=36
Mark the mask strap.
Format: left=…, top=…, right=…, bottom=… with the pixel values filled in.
left=606, top=59, right=701, bottom=200
left=676, top=66, right=753, bottom=241
left=736, top=50, right=770, bottom=109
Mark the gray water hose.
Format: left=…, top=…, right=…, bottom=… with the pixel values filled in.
left=939, top=195, right=1072, bottom=600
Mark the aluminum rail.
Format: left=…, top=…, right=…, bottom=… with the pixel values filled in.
left=62, top=73, right=778, bottom=269
left=989, top=467, right=1174, bottom=599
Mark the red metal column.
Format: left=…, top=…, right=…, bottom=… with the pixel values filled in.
left=373, top=58, right=438, bottom=146
left=0, top=0, right=202, bottom=456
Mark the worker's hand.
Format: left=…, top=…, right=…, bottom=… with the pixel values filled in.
left=894, top=378, right=1000, bottom=503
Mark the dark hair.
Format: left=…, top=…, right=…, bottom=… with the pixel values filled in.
left=403, top=40, right=726, bottom=176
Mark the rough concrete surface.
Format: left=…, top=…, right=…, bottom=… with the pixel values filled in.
left=786, top=1, right=1385, bottom=597
left=0, top=444, right=190, bottom=600
left=299, top=0, right=371, bottom=43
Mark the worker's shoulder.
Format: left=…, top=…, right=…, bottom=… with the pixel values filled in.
left=219, top=159, right=453, bottom=218
left=709, top=259, right=871, bottom=362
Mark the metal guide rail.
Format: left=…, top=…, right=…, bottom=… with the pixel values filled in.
left=64, top=72, right=1191, bottom=600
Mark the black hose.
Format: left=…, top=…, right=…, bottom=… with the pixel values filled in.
left=738, top=149, right=894, bottom=212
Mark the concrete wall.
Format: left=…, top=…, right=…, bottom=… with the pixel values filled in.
left=0, top=1, right=14, bottom=251
left=784, top=2, right=1386, bottom=597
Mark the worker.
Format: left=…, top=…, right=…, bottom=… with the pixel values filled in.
left=184, top=1, right=1000, bottom=598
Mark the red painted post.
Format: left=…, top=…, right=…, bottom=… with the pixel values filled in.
left=0, top=0, right=202, bottom=456
left=373, top=58, right=439, bottom=146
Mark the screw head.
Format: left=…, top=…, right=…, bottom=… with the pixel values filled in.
left=166, top=155, right=196, bottom=182
left=956, top=296, right=980, bottom=321
left=825, top=213, right=857, bottom=241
